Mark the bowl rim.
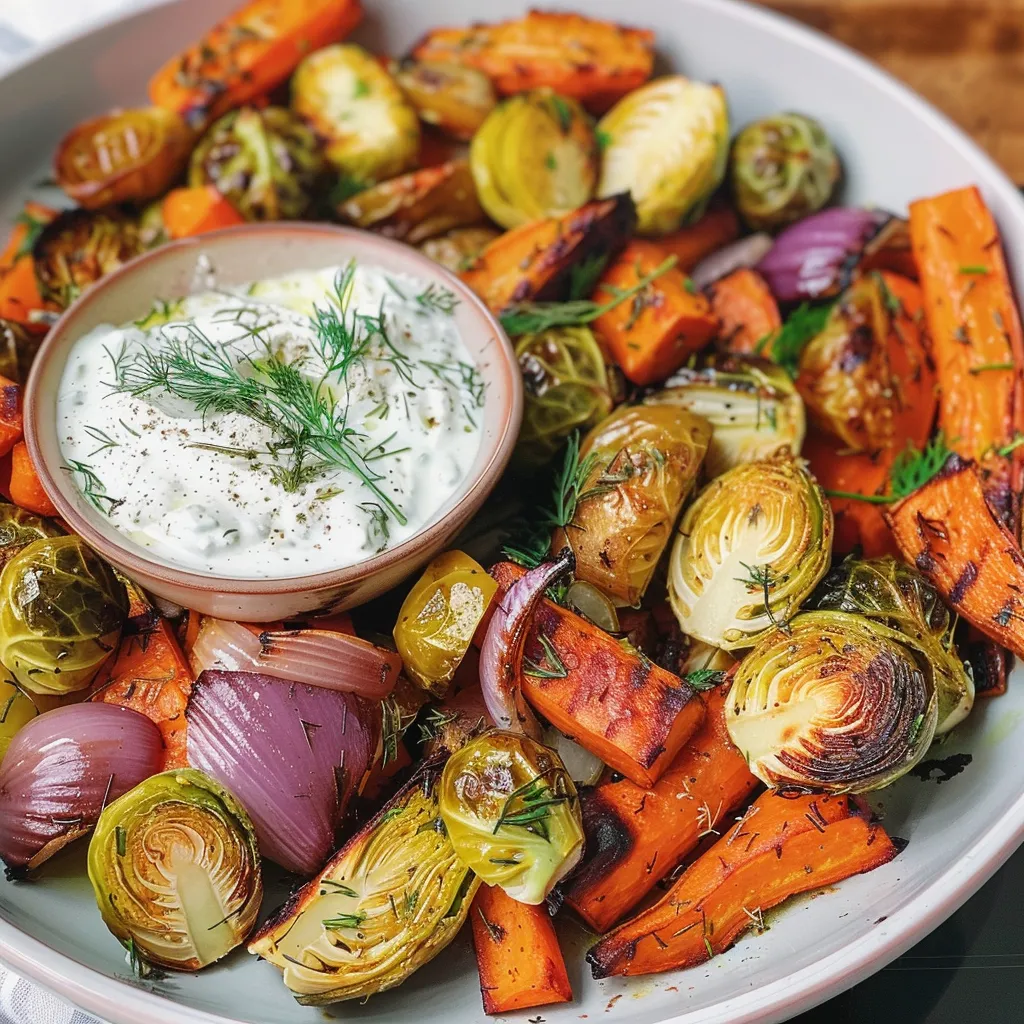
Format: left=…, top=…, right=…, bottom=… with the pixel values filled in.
left=23, top=220, right=523, bottom=594
left=4, top=0, right=1024, bottom=1023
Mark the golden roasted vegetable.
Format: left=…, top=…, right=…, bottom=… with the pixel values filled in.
left=89, top=769, right=262, bottom=971
left=0, top=536, right=128, bottom=696
left=394, top=59, right=497, bottom=140
left=470, top=90, right=598, bottom=229
left=439, top=731, right=584, bottom=904
left=336, top=159, right=484, bottom=243
left=0, top=321, right=42, bottom=385
left=33, top=208, right=143, bottom=310
left=725, top=611, right=938, bottom=792
left=515, top=326, right=618, bottom=465
left=668, top=452, right=833, bottom=649
left=55, top=107, right=194, bottom=209
left=598, top=76, right=729, bottom=235
left=411, top=11, right=655, bottom=113
left=249, top=760, right=479, bottom=1004
left=0, top=672, right=37, bottom=760
left=394, top=550, right=497, bottom=697
left=0, top=502, right=61, bottom=570
left=292, top=43, right=420, bottom=182
left=556, top=405, right=711, bottom=606
left=648, top=354, right=806, bottom=478
left=189, top=106, right=326, bottom=221
left=420, top=226, right=500, bottom=273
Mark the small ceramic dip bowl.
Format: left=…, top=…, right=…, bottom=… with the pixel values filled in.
left=25, top=223, right=521, bottom=621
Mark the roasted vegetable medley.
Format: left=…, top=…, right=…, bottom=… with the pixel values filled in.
left=3, top=0, right=1023, bottom=1013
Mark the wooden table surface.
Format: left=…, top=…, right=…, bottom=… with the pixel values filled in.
left=757, top=0, right=1024, bottom=182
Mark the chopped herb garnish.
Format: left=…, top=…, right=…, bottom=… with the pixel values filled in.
left=767, top=302, right=833, bottom=377
left=115, top=825, right=127, bottom=856
left=959, top=264, right=990, bottom=275
left=523, top=633, right=568, bottom=679
left=549, top=94, right=574, bottom=132
left=416, top=282, right=460, bottom=315
left=969, top=361, right=1015, bottom=375
left=568, top=252, right=609, bottom=300
left=322, top=913, right=366, bottom=930
left=685, top=669, right=726, bottom=691
left=824, top=433, right=955, bottom=504
left=493, top=772, right=572, bottom=842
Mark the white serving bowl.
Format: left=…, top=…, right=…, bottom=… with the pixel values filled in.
left=1, top=2, right=1022, bottom=1024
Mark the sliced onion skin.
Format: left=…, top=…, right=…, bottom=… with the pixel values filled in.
left=479, top=550, right=575, bottom=737
left=190, top=618, right=399, bottom=699
left=690, top=232, right=773, bottom=291
left=186, top=670, right=379, bottom=876
left=0, top=704, right=163, bottom=874
left=756, top=207, right=889, bottom=303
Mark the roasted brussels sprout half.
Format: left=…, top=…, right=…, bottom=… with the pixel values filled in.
left=0, top=321, right=43, bottom=385
left=89, top=769, right=262, bottom=971
left=0, top=535, right=128, bottom=695
left=292, top=44, right=420, bottom=183
left=597, top=76, right=729, bottom=235
left=668, top=452, right=833, bottom=649
left=394, top=59, right=497, bottom=140
left=650, top=354, right=806, bottom=478
left=730, top=113, right=840, bottom=231
left=249, top=760, right=478, bottom=1004
left=811, top=556, right=974, bottom=733
left=725, top=611, right=938, bottom=792
left=0, top=502, right=62, bottom=570
left=189, top=106, right=326, bottom=221
left=419, top=225, right=500, bottom=273
left=439, top=731, right=584, bottom=904
left=471, top=90, right=599, bottom=229
left=394, top=550, right=497, bottom=697
left=0, top=672, right=37, bottom=760
left=557, top=404, right=712, bottom=605
left=33, top=208, right=143, bottom=310
left=515, top=326, right=619, bottom=466
left=336, top=160, right=484, bottom=244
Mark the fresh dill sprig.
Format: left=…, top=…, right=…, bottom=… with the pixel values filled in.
left=422, top=359, right=485, bottom=407
left=416, top=282, right=460, bottom=315
left=64, top=459, right=123, bottom=515
left=359, top=501, right=390, bottom=553
left=499, top=256, right=679, bottom=337
left=568, top=253, right=609, bottom=300
left=758, top=302, right=833, bottom=377
left=84, top=425, right=120, bottom=456
left=824, top=434, right=955, bottom=505
left=735, top=562, right=786, bottom=631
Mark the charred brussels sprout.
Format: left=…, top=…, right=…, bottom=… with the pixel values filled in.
left=394, top=550, right=497, bottom=697
left=419, top=225, right=500, bottom=273
left=0, top=502, right=62, bottom=570
left=249, top=761, right=478, bottom=1004
left=0, top=672, right=37, bottom=760
left=33, top=208, right=143, bottom=310
left=725, top=611, right=938, bottom=792
left=558, top=404, right=711, bottom=605
left=668, top=452, right=832, bottom=649
left=649, top=354, right=806, bottom=478
left=731, top=113, right=840, bottom=231
left=515, top=326, right=619, bottom=466
left=439, top=731, right=584, bottom=904
left=89, top=769, right=262, bottom=971
left=189, top=106, right=326, bottom=221
left=471, top=90, right=599, bottom=229
left=597, top=76, right=729, bottom=235
left=394, top=59, right=497, bottom=141
left=810, top=556, right=974, bottom=733
left=0, top=536, right=127, bottom=695
left=292, top=44, right=420, bottom=184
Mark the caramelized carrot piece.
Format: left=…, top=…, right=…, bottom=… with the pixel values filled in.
left=565, top=685, right=759, bottom=932
left=0, top=375, right=22, bottom=458
left=654, top=202, right=740, bottom=272
left=471, top=884, right=572, bottom=1014
left=886, top=454, right=1024, bottom=658
left=588, top=791, right=898, bottom=977
left=8, top=441, right=56, bottom=516
left=491, top=561, right=704, bottom=787
left=149, top=0, right=364, bottom=129
left=412, top=11, right=654, bottom=113
left=709, top=268, right=782, bottom=355
left=0, top=202, right=56, bottom=272
left=162, top=186, right=245, bottom=239
left=909, top=186, right=1024, bottom=460
left=592, top=241, right=718, bottom=386
left=461, top=195, right=635, bottom=313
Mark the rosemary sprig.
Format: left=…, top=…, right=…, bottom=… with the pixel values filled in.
left=322, top=913, right=366, bottom=930
left=493, top=772, right=572, bottom=842
left=499, top=256, right=678, bottom=337
left=380, top=694, right=416, bottom=766
left=522, top=634, right=568, bottom=679
left=685, top=669, right=726, bottom=691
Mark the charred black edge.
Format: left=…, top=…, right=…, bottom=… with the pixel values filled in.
left=563, top=787, right=635, bottom=904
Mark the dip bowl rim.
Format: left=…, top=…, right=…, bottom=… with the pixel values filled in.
left=24, top=221, right=523, bottom=601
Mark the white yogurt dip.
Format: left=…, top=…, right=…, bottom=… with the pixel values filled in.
left=56, top=262, right=484, bottom=577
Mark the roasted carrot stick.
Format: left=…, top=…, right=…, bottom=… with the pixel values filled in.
left=565, top=684, right=759, bottom=933
left=0, top=375, right=22, bottom=458
left=491, top=561, right=704, bottom=787
left=162, top=186, right=245, bottom=239
left=8, top=441, right=56, bottom=516
left=709, top=268, right=781, bottom=355
left=461, top=195, right=635, bottom=313
left=0, top=257, right=49, bottom=326
left=654, top=201, right=740, bottom=272
left=886, top=453, right=1024, bottom=659
left=592, top=241, right=718, bottom=386
left=411, top=11, right=654, bottom=113
left=587, top=791, right=898, bottom=978
left=0, top=202, right=55, bottom=272
left=149, top=0, right=364, bottom=129
left=909, top=186, right=1024, bottom=460
left=471, top=884, right=572, bottom=1014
